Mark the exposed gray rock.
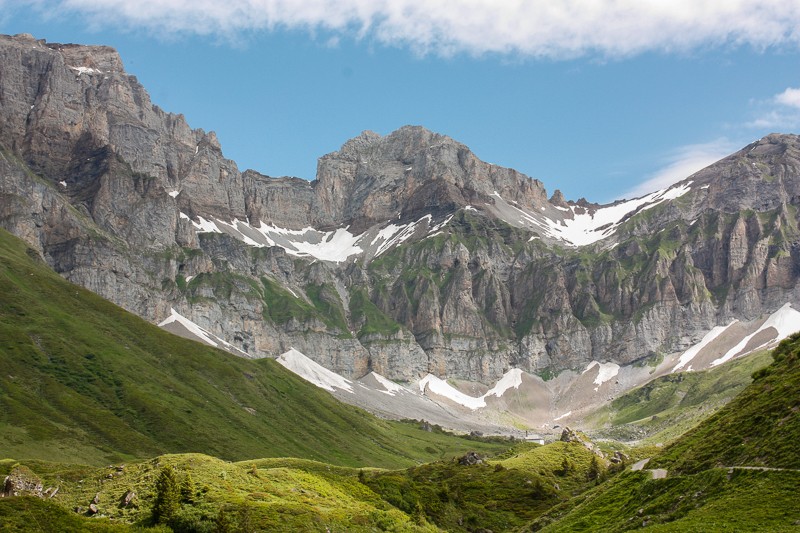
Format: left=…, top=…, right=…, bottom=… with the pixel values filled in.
left=2, top=33, right=800, bottom=385
left=457, top=451, right=484, bottom=465
left=1, top=467, right=43, bottom=498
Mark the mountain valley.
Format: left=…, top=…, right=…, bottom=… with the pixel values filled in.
left=1, top=33, right=800, bottom=531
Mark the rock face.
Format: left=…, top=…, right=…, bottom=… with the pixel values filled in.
left=2, top=33, right=800, bottom=383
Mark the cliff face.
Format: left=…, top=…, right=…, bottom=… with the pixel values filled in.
left=2, top=33, right=800, bottom=382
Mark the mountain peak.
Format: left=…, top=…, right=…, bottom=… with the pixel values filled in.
left=313, top=125, right=549, bottom=232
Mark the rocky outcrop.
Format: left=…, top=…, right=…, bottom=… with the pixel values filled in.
left=2, top=466, right=44, bottom=498
left=2, top=33, right=800, bottom=383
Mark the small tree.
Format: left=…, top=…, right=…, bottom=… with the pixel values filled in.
left=181, top=471, right=195, bottom=504
left=587, top=455, right=601, bottom=483
left=152, top=465, right=181, bottom=524
left=559, top=457, right=573, bottom=476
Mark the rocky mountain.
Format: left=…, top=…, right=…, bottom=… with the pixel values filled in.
left=2, top=33, right=800, bottom=385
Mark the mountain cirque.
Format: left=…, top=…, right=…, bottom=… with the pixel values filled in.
left=2, top=33, right=800, bottom=384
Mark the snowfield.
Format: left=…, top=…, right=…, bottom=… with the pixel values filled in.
left=276, top=348, right=354, bottom=393
left=180, top=180, right=695, bottom=262
left=673, top=322, right=736, bottom=372
left=711, top=303, right=800, bottom=367
left=181, top=212, right=450, bottom=263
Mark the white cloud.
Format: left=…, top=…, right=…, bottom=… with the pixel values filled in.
left=36, top=1, right=800, bottom=58
left=620, top=139, right=736, bottom=200
left=775, top=87, right=800, bottom=109
left=746, top=86, right=800, bottom=130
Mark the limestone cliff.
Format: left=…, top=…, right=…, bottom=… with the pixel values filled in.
left=2, top=33, right=800, bottom=382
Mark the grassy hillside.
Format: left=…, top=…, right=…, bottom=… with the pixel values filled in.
left=362, top=441, right=604, bottom=532
left=0, top=454, right=433, bottom=532
left=533, top=468, right=800, bottom=532
left=653, top=332, right=800, bottom=473
left=0, top=228, right=508, bottom=468
left=586, top=350, right=773, bottom=444
left=0, top=442, right=605, bottom=532
left=530, top=334, right=800, bottom=531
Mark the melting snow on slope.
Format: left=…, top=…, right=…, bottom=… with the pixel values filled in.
left=502, top=182, right=693, bottom=247
left=583, top=361, right=620, bottom=391
left=542, top=182, right=693, bottom=247
left=157, top=308, right=247, bottom=357
left=484, top=368, right=523, bottom=398
left=182, top=212, right=447, bottom=263
left=158, top=308, right=221, bottom=347
left=418, top=368, right=527, bottom=410
left=553, top=411, right=571, bottom=421
left=418, top=374, right=487, bottom=410
left=711, top=303, right=800, bottom=367
left=371, top=372, right=405, bottom=396
left=672, top=321, right=737, bottom=372
left=371, top=216, right=428, bottom=257
left=289, top=227, right=363, bottom=261
left=277, top=348, right=354, bottom=393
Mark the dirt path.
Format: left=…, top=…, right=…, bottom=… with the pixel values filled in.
left=722, top=466, right=800, bottom=472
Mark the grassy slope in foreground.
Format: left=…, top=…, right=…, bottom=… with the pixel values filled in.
left=653, top=331, right=800, bottom=473
left=0, top=442, right=603, bottom=532
left=0, top=228, right=508, bottom=468
left=532, top=334, right=800, bottom=531
left=0, top=454, right=434, bottom=532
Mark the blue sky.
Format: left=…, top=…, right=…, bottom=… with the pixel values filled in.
left=4, top=1, right=800, bottom=203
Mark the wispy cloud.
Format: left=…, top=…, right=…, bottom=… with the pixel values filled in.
left=747, top=86, right=800, bottom=130
left=775, top=87, right=800, bottom=109
left=620, top=139, right=737, bottom=200
left=32, top=1, right=800, bottom=58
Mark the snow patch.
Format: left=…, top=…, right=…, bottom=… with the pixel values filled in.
left=192, top=216, right=222, bottom=233
left=428, top=214, right=453, bottom=235
left=484, top=368, right=523, bottom=398
left=59, top=180, right=67, bottom=188
left=496, top=182, right=693, bottom=247
left=70, top=66, right=101, bottom=75
left=292, top=227, right=363, bottom=261
left=371, top=372, right=405, bottom=396
left=418, top=374, right=486, bottom=410
left=673, top=322, right=736, bottom=372
left=277, top=348, right=354, bottom=393
left=584, top=361, right=620, bottom=391
left=711, top=303, right=800, bottom=367
left=158, top=308, right=219, bottom=347
left=370, top=219, right=422, bottom=257
left=543, top=182, right=693, bottom=246
left=554, top=411, right=571, bottom=421
left=168, top=190, right=180, bottom=198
